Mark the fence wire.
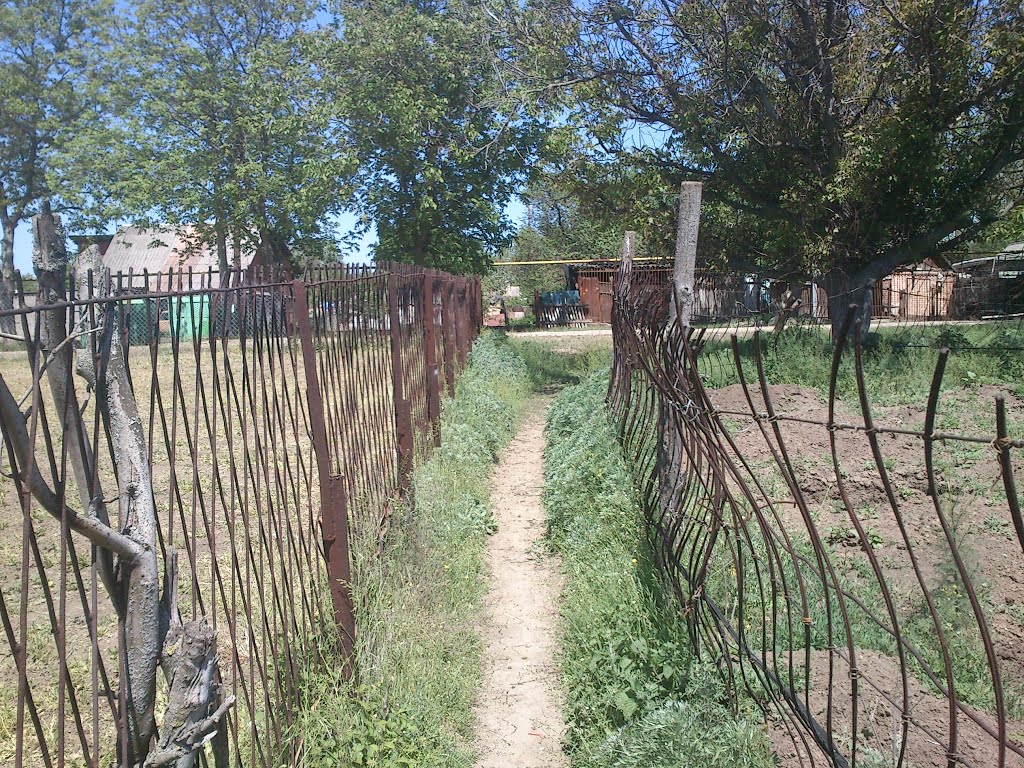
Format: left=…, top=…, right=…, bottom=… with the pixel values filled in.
left=0, top=229, right=479, bottom=768
left=608, top=258, right=1024, bottom=768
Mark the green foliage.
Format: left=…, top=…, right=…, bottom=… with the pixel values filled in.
left=287, top=334, right=530, bottom=767
left=0, top=0, right=111, bottom=317
left=336, top=0, right=545, bottom=273
left=544, top=372, right=772, bottom=766
left=529, top=0, right=1024, bottom=282
left=62, top=0, right=351, bottom=267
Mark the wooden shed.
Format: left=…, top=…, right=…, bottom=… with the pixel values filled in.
left=872, top=265, right=955, bottom=320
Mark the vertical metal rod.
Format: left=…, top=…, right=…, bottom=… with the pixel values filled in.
left=996, top=396, right=1024, bottom=554
left=387, top=265, right=414, bottom=494
left=291, top=279, right=355, bottom=670
left=421, top=270, right=442, bottom=447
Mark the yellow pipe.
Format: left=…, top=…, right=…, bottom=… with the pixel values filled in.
left=490, top=256, right=669, bottom=267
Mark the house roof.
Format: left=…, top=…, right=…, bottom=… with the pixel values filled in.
left=96, top=225, right=256, bottom=284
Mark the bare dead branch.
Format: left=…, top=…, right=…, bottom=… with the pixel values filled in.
left=0, top=371, right=145, bottom=562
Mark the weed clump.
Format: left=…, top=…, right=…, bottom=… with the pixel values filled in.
left=591, top=666, right=773, bottom=768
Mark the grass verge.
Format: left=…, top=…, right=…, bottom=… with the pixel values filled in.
left=286, top=333, right=530, bottom=767
left=543, top=371, right=773, bottom=767
left=698, top=322, right=1024, bottom=404
left=509, top=336, right=612, bottom=390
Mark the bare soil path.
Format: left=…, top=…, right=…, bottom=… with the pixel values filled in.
left=474, top=397, right=567, bottom=768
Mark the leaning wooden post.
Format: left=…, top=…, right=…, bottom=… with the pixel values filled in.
left=659, top=183, right=702, bottom=547
left=668, top=182, right=702, bottom=331
left=387, top=265, right=415, bottom=494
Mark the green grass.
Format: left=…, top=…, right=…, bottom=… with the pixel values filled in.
left=544, top=371, right=773, bottom=768
left=697, top=322, right=1024, bottom=404
left=509, top=336, right=612, bottom=390
left=285, top=334, right=530, bottom=767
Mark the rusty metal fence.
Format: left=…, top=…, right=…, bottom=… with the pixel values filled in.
left=608, top=257, right=1024, bottom=767
left=0, top=219, right=481, bottom=768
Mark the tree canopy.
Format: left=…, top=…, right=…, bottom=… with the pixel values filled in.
left=61, top=0, right=351, bottom=278
left=0, top=0, right=109, bottom=324
left=3, top=0, right=1024, bottom=287
left=335, top=0, right=545, bottom=273
left=532, top=0, right=1024, bottom=300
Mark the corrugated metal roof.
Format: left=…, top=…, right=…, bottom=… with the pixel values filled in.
left=99, top=225, right=256, bottom=286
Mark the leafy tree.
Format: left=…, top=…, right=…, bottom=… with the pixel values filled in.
left=0, top=0, right=110, bottom=329
left=538, top=0, right=1024, bottom=328
left=64, top=0, right=351, bottom=282
left=518, top=173, right=623, bottom=263
left=335, top=0, right=545, bottom=274
left=485, top=169, right=647, bottom=305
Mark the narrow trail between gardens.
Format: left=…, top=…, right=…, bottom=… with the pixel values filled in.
left=474, top=396, right=567, bottom=768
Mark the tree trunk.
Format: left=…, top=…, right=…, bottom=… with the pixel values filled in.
left=0, top=218, right=17, bottom=334
left=215, top=223, right=229, bottom=289
left=256, top=228, right=293, bottom=273
left=772, top=289, right=803, bottom=333
left=33, top=208, right=160, bottom=761
left=821, top=270, right=873, bottom=342
left=231, top=233, right=242, bottom=287
left=30, top=208, right=232, bottom=766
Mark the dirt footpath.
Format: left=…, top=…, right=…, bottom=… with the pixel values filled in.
left=474, top=397, right=567, bottom=768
